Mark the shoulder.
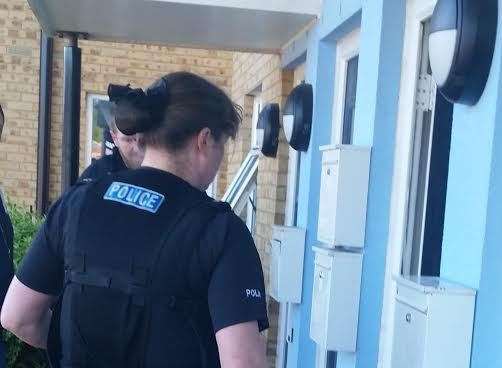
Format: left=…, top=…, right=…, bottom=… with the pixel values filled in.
left=202, top=202, right=254, bottom=254
left=79, top=154, right=118, bottom=181
left=49, top=179, right=97, bottom=217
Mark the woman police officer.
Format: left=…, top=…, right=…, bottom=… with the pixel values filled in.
left=1, top=72, right=268, bottom=368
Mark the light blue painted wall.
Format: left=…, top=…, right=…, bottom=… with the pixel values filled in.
left=440, top=81, right=500, bottom=288
left=285, top=4, right=363, bottom=368
left=440, top=3, right=502, bottom=366
left=286, top=27, right=337, bottom=368
left=289, top=0, right=502, bottom=367
left=319, top=0, right=363, bottom=40
left=348, top=1, right=405, bottom=367
left=287, top=0, right=405, bottom=367
left=470, top=55, right=502, bottom=366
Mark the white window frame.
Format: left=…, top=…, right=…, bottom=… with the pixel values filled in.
left=85, top=93, right=109, bottom=167
left=251, top=93, right=263, bottom=149
left=331, top=28, right=361, bottom=145
left=402, top=27, right=436, bottom=277
left=222, top=149, right=259, bottom=208
left=377, top=1, right=438, bottom=367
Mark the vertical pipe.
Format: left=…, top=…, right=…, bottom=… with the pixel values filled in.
left=36, top=31, right=53, bottom=214
left=61, top=34, right=82, bottom=191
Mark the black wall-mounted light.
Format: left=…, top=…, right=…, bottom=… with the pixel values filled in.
left=256, top=103, right=280, bottom=158
left=429, top=0, right=497, bottom=105
left=283, top=82, right=313, bottom=151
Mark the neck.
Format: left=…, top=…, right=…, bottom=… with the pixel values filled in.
left=141, top=147, right=203, bottom=190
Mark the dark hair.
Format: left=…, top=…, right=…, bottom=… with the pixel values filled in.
left=109, top=72, right=242, bottom=151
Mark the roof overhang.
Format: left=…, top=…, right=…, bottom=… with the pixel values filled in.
left=27, top=0, right=320, bottom=52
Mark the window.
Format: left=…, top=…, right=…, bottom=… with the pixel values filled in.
left=342, top=56, right=359, bottom=144
left=401, top=21, right=453, bottom=277
left=332, top=28, right=361, bottom=145
left=221, top=149, right=260, bottom=234
left=240, top=182, right=257, bottom=233
left=85, top=94, right=111, bottom=166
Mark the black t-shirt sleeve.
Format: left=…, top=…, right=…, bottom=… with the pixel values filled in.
left=79, top=149, right=127, bottom=182
left=0, top=195, right=14, bottom=308
left=79, top=162, right=99, bottom=181
left=79, top=157, right=109, bottom=182
left=16, top=196, right=66, bottom=296
left=207, top=214, right=269, bottom=333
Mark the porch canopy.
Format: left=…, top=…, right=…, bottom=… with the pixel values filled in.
left=30, top=0, right=318, bottom=208
left=28, top=0, right=319, bottom=52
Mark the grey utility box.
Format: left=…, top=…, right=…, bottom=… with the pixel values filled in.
left=392, top=276, right=476, bottom=368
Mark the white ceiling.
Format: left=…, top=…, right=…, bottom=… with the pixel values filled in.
left=28, top=0, right=319, bottom=52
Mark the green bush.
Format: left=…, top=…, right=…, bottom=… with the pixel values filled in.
left=4, top=203, right=47, bottom=368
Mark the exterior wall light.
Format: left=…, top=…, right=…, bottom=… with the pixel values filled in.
left=283, top=82, right=313, bottom=151
left=256, top=103, right=280, bottom=158
left=429, top=0, right=498, bottom=105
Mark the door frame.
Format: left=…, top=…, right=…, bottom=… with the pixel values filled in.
left=85, top=93, right=109, bottom=167
left=377, top=0, right=437, bottom=367
left=331, top=27, right=361, bottom=145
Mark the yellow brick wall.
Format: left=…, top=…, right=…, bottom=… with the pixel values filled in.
left=294, top=63, right=306, bottom=85
left=0, top=0, right=234, bottom=206
left=0, top=0, right=40, bottom=207
left=226, top=51, right=302, bottom=367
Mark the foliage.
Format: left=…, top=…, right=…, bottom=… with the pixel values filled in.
left=3, top=204, right=47, bottom=368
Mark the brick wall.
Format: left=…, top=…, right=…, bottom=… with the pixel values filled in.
left=0, top=0, right=234, bottom=206
left=226, top=51, right=305, bottom=367
left=0, top=0, right=40, bottom=207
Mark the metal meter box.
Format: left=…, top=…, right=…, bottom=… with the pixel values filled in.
left=310, top=246, right=363, bottom=352
left=269, top=225, right=306, bottom=303
left=392, top=276, right=476, bottom=368
left=317, top=145, right=371, bottom=248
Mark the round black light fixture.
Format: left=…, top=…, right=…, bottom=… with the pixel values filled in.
left=429, top=0, right=497, bottom=105
left=282, top=82, right=313, bottom=151
left=256, top=103, right=280, bottom=158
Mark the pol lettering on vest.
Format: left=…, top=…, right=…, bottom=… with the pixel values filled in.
left=104, top=182, right=165, bottom=213
left=245, top=289, right=262, bottom=298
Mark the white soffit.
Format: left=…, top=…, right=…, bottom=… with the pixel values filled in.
left=28, top=0, right=319, bottom=52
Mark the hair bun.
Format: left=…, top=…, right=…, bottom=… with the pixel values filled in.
left=113, top=100, right=153, bottom=135
left=107, top=80, right=169, bottom=135
left=107, top=84, right=132, bottom=103
left=107, top=83, right=159, bottom=135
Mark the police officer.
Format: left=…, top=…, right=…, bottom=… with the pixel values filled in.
left=0, top=104, right=14, bottom=368
left=1, top=72, right=268, bottom=368
left=80, top=86, right=146, bottom=181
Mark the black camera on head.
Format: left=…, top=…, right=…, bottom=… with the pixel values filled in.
left=107, top=78, right=168, bottom=136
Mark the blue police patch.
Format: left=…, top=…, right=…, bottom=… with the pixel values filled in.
left=103, top=182, right=165, bottom=213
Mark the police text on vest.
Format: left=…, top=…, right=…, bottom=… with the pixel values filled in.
left=104, top=182, right=165, bottom=213
left=245, top=289, right=262, bottom=298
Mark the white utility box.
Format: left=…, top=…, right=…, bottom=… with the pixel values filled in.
left=310, top=246, right=363, bottom=352
left=392, top=276, right=476, bottom=368
left=269, top=225, right=306, bottom=304
left=317, top=145, right=371, bottom=248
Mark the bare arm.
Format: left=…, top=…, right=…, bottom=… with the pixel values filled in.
left=216, top=321, right=267, bottom=368
left=0, top=276, right=56, bottom=349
